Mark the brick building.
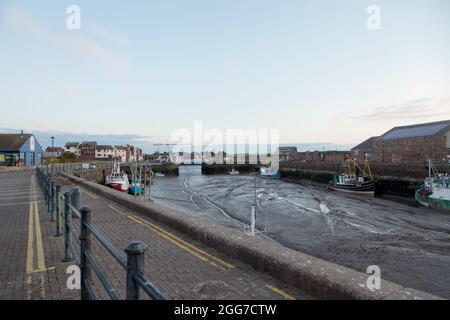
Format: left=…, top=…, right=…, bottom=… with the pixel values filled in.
left=43, top=147, right=64, bottom=158
left=373, top=120, right=450, bottom=163
left=278, top=146, right=299, bottom=161
left=79, top=141, right=97, bottom=160
left=298, top=150, right=351, bottom=162
left=351, top=137, right=377, bottom=162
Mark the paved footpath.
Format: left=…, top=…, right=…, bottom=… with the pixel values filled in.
left=0, top=170, right=311, bottom=300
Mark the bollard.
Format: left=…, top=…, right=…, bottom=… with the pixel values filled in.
left=124, top=241, right=146, bottom=300
left=80, top=206, right=92, bottom=300
left=55, top=185, right=62, bottom=237
left=70, top=188, right=81, bottom=218
left=62, top=192, right=74, bottom=262
left=50, top=181, right=55, bottom=221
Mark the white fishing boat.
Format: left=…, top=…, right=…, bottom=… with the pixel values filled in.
left=228, top=168, right=240, bottom=175
left=415, top=161, right=450, bottom=211
left=105, top=159, right=129, bottom=192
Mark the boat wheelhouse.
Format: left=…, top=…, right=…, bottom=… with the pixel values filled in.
left=329, top=159, right=375, bottom=196
left=416, top=161, right=450, bottom=211
left=105, top=158, right=129, bottom=192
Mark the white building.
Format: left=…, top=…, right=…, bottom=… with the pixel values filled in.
left=64, top=142, right=80, bottom=156
left=95, top=145, right=115, bottom=159
left=114, top=145, right=128, bottom=162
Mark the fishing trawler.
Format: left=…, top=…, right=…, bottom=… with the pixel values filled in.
left=105, top=159, right=129, bottom=192
left=415, top=161, right=450, bottom=211
left=329, top=159, right=375, bottom=196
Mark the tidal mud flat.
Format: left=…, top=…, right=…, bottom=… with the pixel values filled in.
left=150, top=166, right=450, bottom=298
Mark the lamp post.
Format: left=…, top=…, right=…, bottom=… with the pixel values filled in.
left=51, top=136, right=55, bottom=174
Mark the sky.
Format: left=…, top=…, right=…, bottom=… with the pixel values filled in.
left=1, top=0, right=450, bottom=150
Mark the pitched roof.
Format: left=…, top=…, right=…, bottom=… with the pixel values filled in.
left=0, top=134, right=33, bottom=151
left=352, top=136, right=377, bottom=151
left=80, top=141, right=97, bottom=146
left=64, top=142, right=79, bottom=148
left=46, top=147, right=64, bottom=152
left=96, top=145, right=114, bottom=150
left=380, top=120, right=450, bottom=140
left=279, top=146, right=298, bottom=152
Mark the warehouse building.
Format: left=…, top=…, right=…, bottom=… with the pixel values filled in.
left=372, top=120, right=450, bottom=163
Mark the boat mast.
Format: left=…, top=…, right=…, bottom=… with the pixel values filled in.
left=429, top=159, right=432, bottom=178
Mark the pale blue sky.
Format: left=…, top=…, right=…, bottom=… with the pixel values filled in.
left=1, top=0, right=450, bottom=147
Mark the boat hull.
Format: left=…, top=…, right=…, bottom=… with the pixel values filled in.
left=415, top=190, right=450, bottom=211
left=107, top=183, right=128, bottom=192
left=329, top=181, right=375, bottom=196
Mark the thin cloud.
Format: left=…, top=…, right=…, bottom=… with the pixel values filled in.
left=0, top=127, right=153, bottom=149
left=86, top=22, right=128, bottom=45
left=3, top=5, right=130, bottom=73
left=342, top=97, right=450, bottom=122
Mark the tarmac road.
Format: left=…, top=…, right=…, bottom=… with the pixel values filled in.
left=150, top=166, right=450, bottom=299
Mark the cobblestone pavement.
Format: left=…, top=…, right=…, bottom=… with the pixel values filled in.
left=0, top=170, right=311, bottom=300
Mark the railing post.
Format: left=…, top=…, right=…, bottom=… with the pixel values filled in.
left=44, top=174, right=48, bottom=205
left=48, top=176, right=51, bottom=208
left=80, top=206, right=92, bottom=300
left=55, top=190, right=64, bottom=237
left=71, top=188, right=81, bottom=218
left=62, top=192, right=74, bottom=262
left=50, top=181, right=55, bottom=221
left=124, top=241, right=146, bottom=300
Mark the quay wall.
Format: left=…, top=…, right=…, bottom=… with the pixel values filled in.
left=59, top=172, right=441, bottom=300
left=203, top=162, right=450, bottom=198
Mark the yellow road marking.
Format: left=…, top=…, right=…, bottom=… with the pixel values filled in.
left=26, top=202, right=34, bottom=299
left=127, top=215, right=214, bottom=263
left=108, top=203, right=235, bottom=270
left=107, top=203, right=128, bottom=216
left=131, top=214, right=235, bottom=269
left=77, top=186, right=99, bottom=199
left=26, top=201, right=48, bottom=299
left=34, top=201, right=46, bottom=271
left=33, top=201, right=46, bottom=299
left=266, top=285, right=296, bottom=300
left=32, top=267, right=56, bottom=273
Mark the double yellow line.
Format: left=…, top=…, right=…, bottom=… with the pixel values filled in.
left=107, top=204, right=235, bottom=270
left=78, top=186, right=100, bottom=199
left=26, top=201, right=47, bottom=299
left=107, top=203, right=297, bottom=300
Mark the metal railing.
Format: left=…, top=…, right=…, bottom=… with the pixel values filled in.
left=42, top=161, right=113, bottom=175
left=36, top=167, right=165, bottom=300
